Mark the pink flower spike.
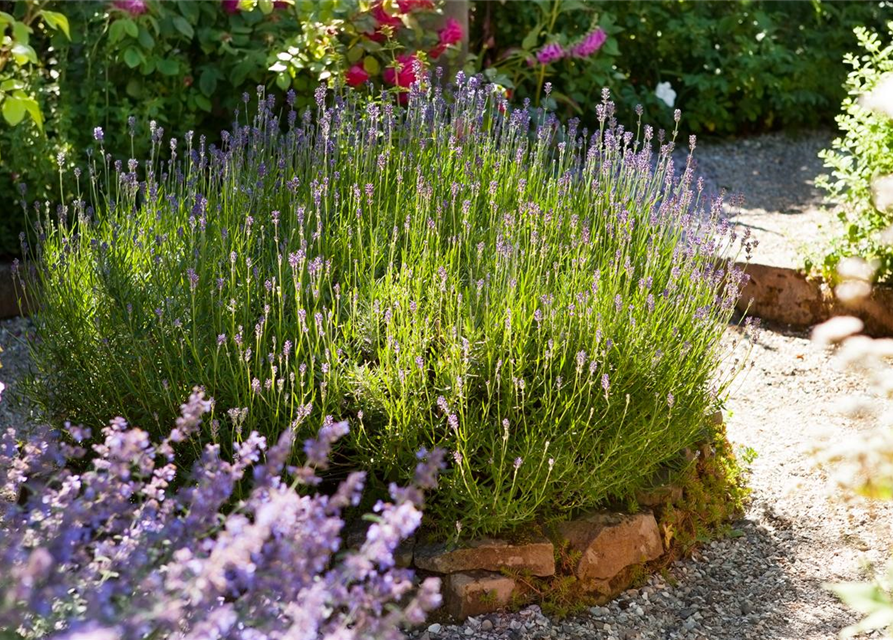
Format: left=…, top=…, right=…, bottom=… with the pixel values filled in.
left=570, top=28, right=607, bottom=58
left=536, top=42, right=564, bottom=65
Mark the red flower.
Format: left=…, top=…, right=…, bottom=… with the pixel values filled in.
left=383, top=53, right=419, bottom=88
left=222, top=0, right=240, bottom=14
left=438, top=17, right=463, bottom=46
left=345, top=64, right=370, bottom=88
left=367, top=2, right=403, bottom=42
left=372, top=4, right=403, bottom=29
left=429, top=44, right=446, bottom=60
left=396, top=0, right=434, bottom=11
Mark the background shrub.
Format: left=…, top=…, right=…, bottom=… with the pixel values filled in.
left=22, top=77, right=753, bottom=538
left=816, top=22, right=893, bottom=284
left=472, top=0, right=891, bottom=135
left=0, top=390, right=444, bottom=638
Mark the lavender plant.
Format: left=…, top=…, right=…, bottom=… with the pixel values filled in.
left=20, top=73, right=754, bottom=537
left=0, top=388, right=444, bottom=639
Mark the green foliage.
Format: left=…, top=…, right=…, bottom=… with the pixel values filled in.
left=658, top=426, right=752, bottom=556
left=472, top=0, right=890, bottom=134
left=0, top=1, right=70, bottom=134
left=22, top=82, right=750, bottom=539
left=816, top=22, right=893, bottom=284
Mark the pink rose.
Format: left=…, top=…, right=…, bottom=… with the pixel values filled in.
left=345, top=64, right=370, bottom=88
left=112, top=0, right=148, bottom=16
left=383, top=53, right=419, bottom=88
left=438, top=17, right=463, bottom=46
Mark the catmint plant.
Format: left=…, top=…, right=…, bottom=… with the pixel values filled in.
left=22, top=72, right=755, bottom=538
left=0, top=389, right=444, bottom=639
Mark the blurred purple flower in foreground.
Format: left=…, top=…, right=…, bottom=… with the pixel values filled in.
left=0, top=389, right=444, bottom=639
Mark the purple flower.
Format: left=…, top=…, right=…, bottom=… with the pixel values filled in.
left=112, top=0, right=148, bottom=16
left=570, top=28, right=607, bottom=58
left=536, top=42, right=565, bottom=65
left=0, top=395, right=442, bottom=638
left=93, top=127, right=104, bottom=142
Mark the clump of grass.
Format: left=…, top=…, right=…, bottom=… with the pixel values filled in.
left=20, top=73, right=755, bottom=538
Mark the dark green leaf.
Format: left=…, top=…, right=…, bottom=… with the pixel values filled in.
left=123, top=47, right=144, bottom=68
left=521, top=23, right=542, bottom=51
left=138, top=27, right=155, bottom=49
left=172, top=16, right=194, bottom=39
left=123, top=19, right=138, bottom=38
left=194, top=93, right=212, bottom=112
left=109, top=20, right=127, bottom=44
left=156, top=59, right=179, bottom=76
left=179, top=2, right=200, bottom=22
left=199, top=68, right=218, bottom=97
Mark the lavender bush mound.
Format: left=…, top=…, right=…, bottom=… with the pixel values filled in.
left=21, top=74, right=755, bottom=537
left=0, top=388, right=444, bottom=639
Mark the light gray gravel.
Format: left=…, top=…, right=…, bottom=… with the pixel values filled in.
left=0, top=315, right=36, bottom=430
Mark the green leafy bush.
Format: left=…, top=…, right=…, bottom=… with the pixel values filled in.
left=22, top=76, right=752, bottom=538
left=472, top=0, right=890, bottom=135
left=816, top=22, right=893, bottom=284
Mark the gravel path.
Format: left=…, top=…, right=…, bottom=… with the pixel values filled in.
left=3, top=132, right=890, bottom=639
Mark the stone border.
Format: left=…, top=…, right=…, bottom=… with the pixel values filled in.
left=410, top=422, right=725, bottom=621
left=735, top=261, right=893, bottom=336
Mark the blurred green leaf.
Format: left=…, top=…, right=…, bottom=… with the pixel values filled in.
left=199, top=67, right=219, bottom=97
left=521, top=23, right=542, bottom=51
left=123, top=19, right=138, bottom=38
left=109, top=20, right=127, bottom=44
left=41, top=11, right=70, bottom=39
left=172, top=16, right=194, bottom=39
left=138, top=27, right=155, bottom=49
left=123, top=47, right=144, bottom=68
left=1, top=96, right=26, bottom=126
left=11, top=44, right=37, bottom=65
left=156, top=59, right=179, bottom=76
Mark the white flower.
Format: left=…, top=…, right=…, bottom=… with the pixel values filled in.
left=655, top=81, right=676, bottom=108
left=871, top=174, right=893, bottom=212
left=860, top=73, right=893, bottom=120
left=811, top=316, right=863, bottom=346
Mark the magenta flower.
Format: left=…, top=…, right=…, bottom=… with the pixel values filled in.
left=570, top=28, right=607, bottom=58
left=345, top=64, right=370, bottom=88
left=438, top=17, right=463, bottom=46
left=536, top=42, right=565, bottom=65
left=222, top=0, right=240, bottom=14
left=112, top=0, right=148, bottom=16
